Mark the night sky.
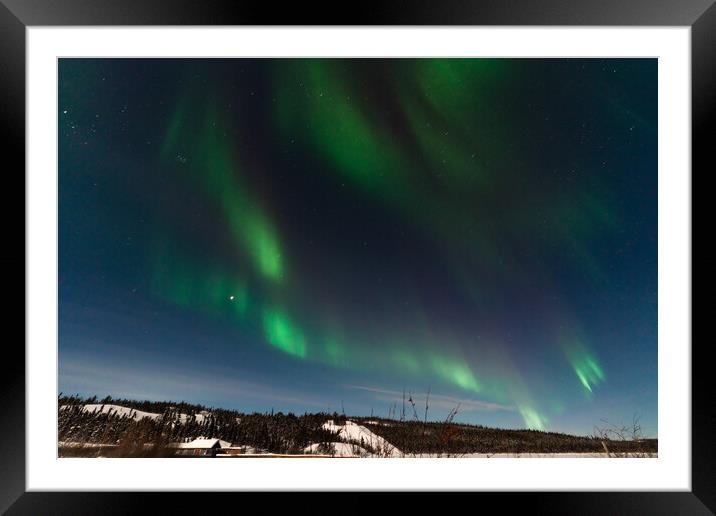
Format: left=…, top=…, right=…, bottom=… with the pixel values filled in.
left=58, top=59, right=657, bottom=436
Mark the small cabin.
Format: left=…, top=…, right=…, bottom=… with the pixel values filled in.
left=169, top=438, right=231, bottom=457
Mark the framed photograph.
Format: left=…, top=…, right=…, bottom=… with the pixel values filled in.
left=5, top=0, right=709, bottom=512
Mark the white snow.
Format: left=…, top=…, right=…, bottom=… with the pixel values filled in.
left=58, top=441, right=118, bottom=448
left=68, top=404, right=162, bottom=421
left=175, top=411, right=208, bottom=424
left=303, top=442, right=369, bottom=457
left=322, top=420, right=401, bottom=457
left=217, top=452, right=327, bottom=458
left=401, top=452, right=658, bottom=458
left=169, top=438, right=231, bottom=449
left=61, top=404, right=210, bottom=424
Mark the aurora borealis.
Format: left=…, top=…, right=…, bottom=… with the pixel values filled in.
left=58, top=58, right=657, bottom=436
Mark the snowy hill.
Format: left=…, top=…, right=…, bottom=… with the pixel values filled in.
left=320, top=420, right=401, bottom=457
left=60, top=403, right=209, bottom=423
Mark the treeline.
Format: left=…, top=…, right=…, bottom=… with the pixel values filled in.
left=58, top=395, right=657, bottom=457
left=353, top=417, right=658, bottom=455
left=60, top=394, right=213, bottom=416
left=59, top=395, right=339, bottom=455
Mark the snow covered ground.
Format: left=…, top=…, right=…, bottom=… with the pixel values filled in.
left=399, top=452, right=657, bottom=458
left=60, top=404, right=209, bottom=423
left=303, top=442, right=370, bottom=457
left=320, top=420, right=402, bottom=457
left=63, top=404, right=161, bottom=421
left=217, top=451, right=655, bottom=458
left=58, top=441, right=118, bottom=448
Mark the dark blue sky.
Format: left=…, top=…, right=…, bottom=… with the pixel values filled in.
left=58, top=58, right=657, bottom=436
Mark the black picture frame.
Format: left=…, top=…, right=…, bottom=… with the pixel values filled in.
left=2, top=0, right=709, bottom=513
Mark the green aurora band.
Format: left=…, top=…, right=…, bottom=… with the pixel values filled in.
left=148, top=60, right=613, bottom=430
left=570, top=349, right=606, bottom=394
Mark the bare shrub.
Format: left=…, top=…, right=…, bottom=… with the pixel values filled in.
left=593, top=414, right=654, bottom=458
